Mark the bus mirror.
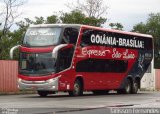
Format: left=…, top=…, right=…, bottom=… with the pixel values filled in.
left=10, top=45, right=21, bottom=59
left=52, top=44, right=68, bottom=59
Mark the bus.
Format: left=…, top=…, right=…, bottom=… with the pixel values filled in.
left=10, top=24, right=153, bottom=97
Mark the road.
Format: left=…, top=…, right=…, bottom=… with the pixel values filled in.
left=0, top=91, right=160, bottom=114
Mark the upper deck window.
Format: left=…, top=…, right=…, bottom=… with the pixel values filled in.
left=23, top=27, right=61, bottom=46
left=62, top=27, right=79, bottom=45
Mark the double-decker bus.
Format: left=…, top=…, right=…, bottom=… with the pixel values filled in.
left=10, top=24, right=153, bottom=97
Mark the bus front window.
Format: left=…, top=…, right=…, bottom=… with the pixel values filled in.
left=20, top=52, right=56, bottom=76
left=23, top=27, right=61, bottom=47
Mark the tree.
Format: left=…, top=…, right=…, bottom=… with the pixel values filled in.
left=16, top=18, right=33, bottom=31
left=0, top=0, right=26, bottom=37
left=68, top=0, right=108, bottom=18
left=34, top=16, right=45, bottom=24
left=132, top=13, right=160, bottom=68
left=66, top=0, right=107, bottom=27
left=109, top=22, right=124, bottom=30
left=60, top=10, right=106, bottom=27
left=79, top=0, right=107, bottom=18
left=0, top=0, right=26, bottom=60
left=0, top=30, right=21, bottom=59
left=60, top=10, right=85, bottom=24
left=46, top=15, right=59, bottom=24
left=132, top=22, right=147, bottom=33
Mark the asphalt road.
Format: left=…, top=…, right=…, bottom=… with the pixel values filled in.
left=0, top=91, right=160, bottom=114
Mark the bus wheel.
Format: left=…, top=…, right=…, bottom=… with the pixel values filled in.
left=123, top=79, right=132, bottom=94
left=131, top=80, right=139, bottom=94
left=117, top=79, right=131, bottom=94
left=37, top=91, right=48, bottom=97
left=92, top=90, right=109, bottom=95
left=68, top=79, right=83, bottom=96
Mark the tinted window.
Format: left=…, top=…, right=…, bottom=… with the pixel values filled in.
left=76, top=59, right=128, bottom=73
left=80, top=29, right=152, bottom=50
left=20, top=52, right=56, bottom=76
left=63, top=28, right=79, bottom=44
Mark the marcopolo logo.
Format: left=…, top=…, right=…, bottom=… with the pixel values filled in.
left=90, top=34, right=144, bottom=49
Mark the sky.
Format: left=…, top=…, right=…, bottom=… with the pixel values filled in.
left=1, top=0, right=160, bottom=31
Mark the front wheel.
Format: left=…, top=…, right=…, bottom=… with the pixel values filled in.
left=68, top=79, right=83, bottom=96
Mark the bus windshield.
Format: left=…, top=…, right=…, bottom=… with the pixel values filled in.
left=23, top=27, right=62, bottom=46
left=20, top=52, right=56, bottom=76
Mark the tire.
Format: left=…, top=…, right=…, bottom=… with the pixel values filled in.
left=131, top=80, right=139, bottom=94
left=92, top=90, right=109, bottom=95
left=68, top=79, right=83, bottom=96
left=117, top=79, right=132, bottom=94
left=37, top=91, right=48, bottom=97
left=123, top=79, right=132, bottom=94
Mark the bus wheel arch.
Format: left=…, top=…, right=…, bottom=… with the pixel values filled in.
left=117, top=77, right=132, bottom=94
left=68, top=76, right=84, bottom=96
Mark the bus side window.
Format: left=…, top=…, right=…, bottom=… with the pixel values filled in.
left=76, top=59, right=128, bottom=73
left=80, top=29, right=93, bottom=47
left=63, top=28, right=79, bottom=45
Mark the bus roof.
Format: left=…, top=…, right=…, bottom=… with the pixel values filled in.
left=81, top=25, right=153, bottom=38
left=29, top=24, right=81, bottom=28
left=29, top=24, right=152, bottom=38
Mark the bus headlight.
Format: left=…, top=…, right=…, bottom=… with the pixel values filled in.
left=18, top=78, right=22, bottom=82
left=47, top=79, right=54, bottom=83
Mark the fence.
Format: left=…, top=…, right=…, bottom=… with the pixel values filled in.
left=155, top=69, right=160, bottom=90
left=0, top=60, right=18, bottom=93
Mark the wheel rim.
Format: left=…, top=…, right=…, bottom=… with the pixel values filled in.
left=134, top=83, right=138, bottom=92
left=126, top=82, right=131, bottom=93
left=74, top=83, right=80, bottom=95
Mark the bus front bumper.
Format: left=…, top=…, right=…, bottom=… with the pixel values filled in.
left=18, top=77, right=59, bottom=91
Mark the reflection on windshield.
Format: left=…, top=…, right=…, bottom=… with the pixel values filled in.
left=20, top=52, right=56, bottom=76
left=23, top=27, right=61, bottom=46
